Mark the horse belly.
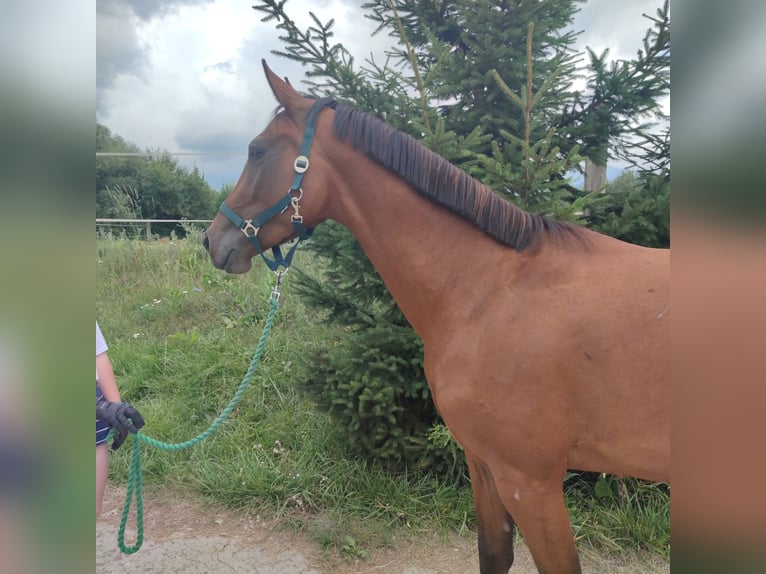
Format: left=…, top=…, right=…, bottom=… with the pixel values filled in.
left=425, top=292, right=670, bottom=482
left=562, top=300, right=670, bottom=481
left=565, top=352, right=670, bottom=481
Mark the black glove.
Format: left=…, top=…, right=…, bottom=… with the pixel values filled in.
left=96, top=397, right=145, bottom=451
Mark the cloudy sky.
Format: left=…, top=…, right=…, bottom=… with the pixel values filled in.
left=96, top=0, right=667, bottom=191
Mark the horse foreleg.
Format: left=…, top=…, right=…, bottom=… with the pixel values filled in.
left=494, top=470, right=581, bottom=574
left=466, top=453, right=516, bottom=574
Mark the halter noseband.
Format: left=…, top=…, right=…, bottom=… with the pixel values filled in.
left=219, top=97, right=337, bottom=272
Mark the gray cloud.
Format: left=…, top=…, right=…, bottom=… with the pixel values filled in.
left=204, top=61, right=234, bottom=74
left=171, top=33, right=302, bottom=188
left=175, top=106, right=257, bottom=154
left=97, top=0, right=213, bottom=113
left=99, top=0, right=211, bottom=22
left=125, top=0, right=210, bottom=21
left=571, top=0, right=662, bottom=61
left=97, top=1, right=145, bottom=93
left=174, top=32, right=298, bottom=152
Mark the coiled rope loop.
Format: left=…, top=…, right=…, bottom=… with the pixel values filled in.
left=116, top=288, right=281, bottom=554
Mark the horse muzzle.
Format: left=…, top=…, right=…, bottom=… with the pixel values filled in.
left=203, top=231, right=254, bottom=274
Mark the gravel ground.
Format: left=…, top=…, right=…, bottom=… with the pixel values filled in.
left=96, top=486, right=669, bottom=574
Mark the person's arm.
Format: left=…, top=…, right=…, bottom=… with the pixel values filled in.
left=96, top=351, right=121, bottom=402
left=96, top=350, right=144, bottom=449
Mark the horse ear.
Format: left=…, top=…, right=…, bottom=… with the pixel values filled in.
left=262, top=60, right=305, bottom=115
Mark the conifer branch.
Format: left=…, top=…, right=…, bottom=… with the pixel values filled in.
left=388, top=0, right=431, bottom=132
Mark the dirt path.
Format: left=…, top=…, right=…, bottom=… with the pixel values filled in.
left=96, top=486, right=668, bottom=574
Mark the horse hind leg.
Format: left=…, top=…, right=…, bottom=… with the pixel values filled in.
left=493, top=467, right=581, bottom=574
left=466, top=454, right=516, bottom=574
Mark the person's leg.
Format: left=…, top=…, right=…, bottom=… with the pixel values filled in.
left=96, top=443, right=109, bottom=517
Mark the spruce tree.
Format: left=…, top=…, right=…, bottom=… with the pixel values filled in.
left=579, top=170, right=669, bottom=248
left=363, top=0, right=581, bottom=169
left=558, top=1, right=670, bottom=171
left=479, top=23, right=583, bottom=218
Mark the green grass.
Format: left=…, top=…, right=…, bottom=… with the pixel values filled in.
left=97, top=228, right=669, bottom=562
left=566, top=473, right=670, bottom=560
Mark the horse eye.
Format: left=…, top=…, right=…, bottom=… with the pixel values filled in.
left=249, top=148, right=265, bottom=160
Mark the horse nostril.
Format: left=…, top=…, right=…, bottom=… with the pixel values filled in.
left=202, top=234, right=210, bottom=251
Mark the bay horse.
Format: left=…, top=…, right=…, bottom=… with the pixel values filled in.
left=203, top=61, right=670, bottom=574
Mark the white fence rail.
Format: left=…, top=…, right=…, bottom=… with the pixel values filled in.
left=96, top=218, right=212, bottom=237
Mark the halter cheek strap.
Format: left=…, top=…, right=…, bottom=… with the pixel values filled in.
left=219, top=97, right=337, bottom=272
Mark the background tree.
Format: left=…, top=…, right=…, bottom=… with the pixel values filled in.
left=217, top=182, right=235, bottom=204
left=96, top=123, right=219, bottom=235
left=579, top=170, right=669, bottom=247
left=252, top=0, right=670, bottom=473
left=96, top=123, right=144, bottom=219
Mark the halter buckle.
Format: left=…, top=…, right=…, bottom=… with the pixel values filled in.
left=294, top=155, right=309, bottom=173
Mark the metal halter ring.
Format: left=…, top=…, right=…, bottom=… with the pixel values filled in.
left=242, top=221, right=259, bottom=237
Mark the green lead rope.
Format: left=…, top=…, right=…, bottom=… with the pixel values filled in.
left=117, top=291, right=281, bottom=554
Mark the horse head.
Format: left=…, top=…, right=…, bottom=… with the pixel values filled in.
left=203, top=61, right=334, bottom=274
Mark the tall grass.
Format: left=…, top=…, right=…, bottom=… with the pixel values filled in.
left=97, top=229, right=668, bottom=560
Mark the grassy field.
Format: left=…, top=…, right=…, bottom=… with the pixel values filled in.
left=96, top=227, right=669, bottom=561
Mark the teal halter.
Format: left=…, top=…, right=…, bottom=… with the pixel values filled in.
left=219, top=97, right=337, bottom=272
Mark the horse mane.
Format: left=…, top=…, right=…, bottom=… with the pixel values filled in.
left=331, top=104, right=585, bottom=252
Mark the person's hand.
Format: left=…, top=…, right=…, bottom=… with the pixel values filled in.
left=96, top=398, right=145, bottom=451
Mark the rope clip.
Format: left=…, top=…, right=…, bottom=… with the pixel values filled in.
left=272, top=268, right=288, bottom=302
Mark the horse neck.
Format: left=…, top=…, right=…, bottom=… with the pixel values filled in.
left=322, top=144, right=522, bottom=339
